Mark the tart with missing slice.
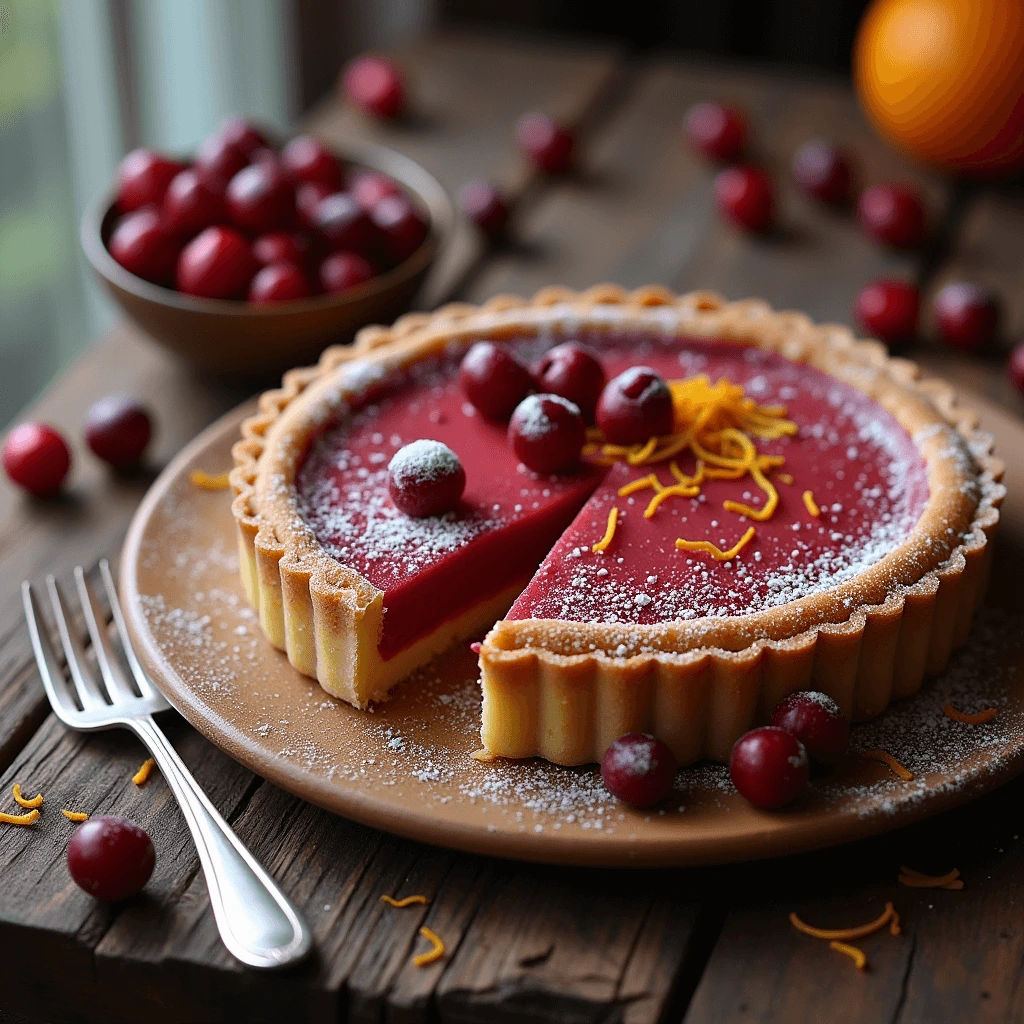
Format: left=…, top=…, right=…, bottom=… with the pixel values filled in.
left=231, top=285, right=1003, bottom=766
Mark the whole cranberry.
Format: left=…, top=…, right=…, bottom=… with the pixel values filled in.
left=176, top=226, right=257, bottom=300
left=314, top=192, right=376, bottom=253
left=2, top=423, right=71, bottom=496
left=934, top=282, right=1000, bottom=351
left=508, top=394, right=586, bottom=474
left=217, top=116, right=268, bottom=158
left=282, top=135, right=343, bottom=190
left=458, top=179, right=509, bottom=237
left=595, top=366, right=674, bottom=445
left=533, top=342, right=605, bottom=421
left=792, top=139, right=853, bottom=205
left=248, top=262, right=313, bottom=304
left=370, top=195, right=428, bottom=263
left=84, top=395, right=153, bottom=468
left=730, top=726, right=810, bottom=809
left=857, top=183, right=926, bottom=249
left=252, top=231, right=315, bottom=271
left=388, top=439, right=465, bottom=517
left=343, top=55, right=406, bottom=119
left=714, top=165, right=775, bottom=233
left=249, top=146, right=282, bottom=170
left=116, top=149, right=183, bottom=211
left=319, top=251, right=374, bottom=295
left=1009, top=344, right=1024, bottom=396
left=226, top=162, right=294, bottom=234
left=855, top=279, right=920, bottom=346
left=350, top=169, right=403, bottom=211
left=108, top=208, right=179, bottom=285
left=684, top=101, right=748, bottom=161
left=601, top=733, right=677, bottom=807
left=516, top=113, right=575, bottom=174
left=194, top=132, right=249, bottom=190
left=296, top=181, right=334, bottom=229
left=460, top=341, right=535, bottom=421
left=161, top=168, right=225, bottom=237
left=67, top=816, right=155, bottom=901
left=769, top=691, right=849, bottom=766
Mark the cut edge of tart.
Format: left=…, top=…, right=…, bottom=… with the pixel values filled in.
left=230, top=284, right=1004, bottom=765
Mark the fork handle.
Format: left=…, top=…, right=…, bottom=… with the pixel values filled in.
left=130, top=715, right=312, bottom=968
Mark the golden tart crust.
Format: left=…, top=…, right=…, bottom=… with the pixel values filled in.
left=231, top=285, right=1004, bottom=766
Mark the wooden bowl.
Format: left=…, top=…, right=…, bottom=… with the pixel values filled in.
left=81, top=141, right=452, bottom=378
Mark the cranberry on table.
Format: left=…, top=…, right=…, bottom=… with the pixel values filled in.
left=319, top=251, right=375, bottom=295
left=248, top=262, right=313, bottom=304
left=217, top=116, right=267, bottom=158
left=108, top=208, right=179, bottom=285
left=516, top=113, right=575, bottom=174
left=350, top=169, right=403, bottom=211
left=314, top=192, right=376, bottom=253
left=343, top=55, right=406, bottom=119
left=769, top=691, right=849, bottom=766
left=388, top=439, right=465, bottom=517
left=508, top=394, right=586, bottom=474
left=459, top=341, right=535, bottom=421
left=296, top=181, right=334, bottom=229
left=533, top=342, right=605, bottom=421
left=67, top=816, right=155, bottom=901
left=84, top=395, right=153, bottom=469
left=684, top=101, right=748, bottom=161
left=252, top=231, right=314, bottom=271
left=601, top=733, right=677, bottom=807
left=176, top=226, right=257, bottom=300
left=281, top=135, right=343, bottom=190
left=714, top=165, right=775, bottom=233
left=226, top=162, right=294, bottom=234
left=855, top=279, right=920, bottom=346
left=161, top=168, right=225, bottom=238
left=458, top=179, right=509, bottom=237
left=116, top=149, right=183, bottom=212
left=792, top=139, right=853, bottom=205
left=595, top=366, right=674, bottom=445
left=933, top=282, right=1000, bottom=351
left=730, top=726, right=810, bottom=809
left=2, top=423, right=71, bottom=497
left=194, top=132, right=249, bottom=190
left=1008, top=344, right=1024, bottom=396
left=857, top=183, right=926, bottom=249
left=370, top=195, right=428, bottom=263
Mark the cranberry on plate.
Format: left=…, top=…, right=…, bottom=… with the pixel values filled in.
left=533, top=342, right=605, bottom=421
left=281, top=135, right=343, bottom=190
left=601, top=733, right=677, bottom=807
left=161, top=168, right=225, bottom=238
left=769, top=690, right=849, bottom=765
left=319, top=251, right=375, bottom=295
left=595, top=366, right=674, bottom=445
left=370, top=194, right=428, bottom=263
left=194, top=132, right=249, bottom=190
left=714, top=166, right=775, bottom=233
left=116, top=149, right=183, bottom=212
left=2, top=423, right=71, bottom=496
left=296, top=181, right=334, bottom=229
left=350, top=169, right=403, bottom=211
left=226, top=162, right=295, bottom=235
left=516, top=113, right=575, bottom=174
left=253, top=231, right=315, bottom=271
left=248, top=262, right=313, bottom=304
left=857, top=183, right=926, bottom=249
left=67, top=816, right=155, bottom=901
left=855, top=279, right=920, bottom=346
left=933, top=282, right=1000, bottom=351
left=314, top=192, right=377, bottom=253
left=176, top=226, right=257, bottom=300
left=1009, top=344, right=1024, bottom=396
left=388, top=439, right=465, bottom=517
left=343, top=55, right=406, bottom=119
left=458, top=179, right=509, bottom=237
left=508, top=394, right=586, bottom=474
left=84, top=395, right=153, bottom=468
left=792, top=139, right=853, bottom=206
left=108, top=208, right=179, bottom=285
left=459, top=341, right=535, bottom=421
left=684, top=101, right=748, bottom=161
left=217, top=116, right=268, bottom=158
left=730, top=726, right=810, bottom=809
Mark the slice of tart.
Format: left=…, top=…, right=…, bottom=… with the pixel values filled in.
left=231, top=285, right=1003, bottom=765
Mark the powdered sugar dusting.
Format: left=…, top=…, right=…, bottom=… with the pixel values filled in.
left=388, top=438, right=462, bottom=486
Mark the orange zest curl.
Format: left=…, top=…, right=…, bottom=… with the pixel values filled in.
left=132, top=758, right=157, bottom=786
left=789, top=901, right=897, bottom=941
left=591, top=507, right=619, bottom=553
left=0, top=809, right=40, bottom=825
left=803, top=490, right=821, bottom=517
left=12, top=784, right=42, bottom=809
left=676, top=526, right=756, bottom=562
left=860, top=749, right=914, bottom=781
left=617, top=473, right=663, bottom=498
left=899, top=866, right=963, bottom=890
left=189, top=469, right=231, bottom=490
left=830, top=941, right=868, bottom=971
left=943, top=704, right=998, bottom=725
left=61, top=809, right=88, bottom=822
left=412, top=926, right=445, bottom=967
left=380, top=894, right=430, bottom=908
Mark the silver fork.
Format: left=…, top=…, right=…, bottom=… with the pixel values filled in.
left=22, top=559, right=312, bottom=969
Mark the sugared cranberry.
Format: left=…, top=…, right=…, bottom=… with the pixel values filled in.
left=459, top=341, right=534, bottom=421
left=792, top=139, right=853, bottom=205
left=282, top=135, right=343, bottom=190
left=296, top=181, right=334, bottom=229
left=533, top=342, right=605, bottom=421
left=857, top=184, right=926, bottom=249
left=508, top=394, right=586, bottom=474
left=217, top=116, right=267, bottom=158
left=252, top=231, right=314, bottom=271
left=516, top=113, right=575, bottom=174
left=684, top=101, right=747, bottom=161
left=116, top=149, right=183, bottom=212
left=350, top=169, right=403, bottom=211
left=458, top=179, right=509, bottom=237
left=161, top=168, right=225, bottom=237
left=248, top=262, right=313, bottom=304
left=601, top=733, right=677, bottom=807
left=729, top=726, right=810, bottom=809
left=388, top=439, right=465, bottom=517
left=2, top=423, right=71, bottom=496
left=108, top=208, right=179, bottom=285
left=67, top=816, right=155, bottom=901
left=176, top=226, right=257, bottom=300
left=595, top=366, right=674, bottom=445
left=319, top=251, right=374, bottom=295
left=370, top=195, right=428, bottom=263
left=194, top=133, right=248, bottom=190
left=343, top=55, right=406, bottom=119
left=226, top=162, right=294, bottom=234
left=1009, top=344, right=1024, bottom=396
left=84, top=395, right=152, bottom=468
left=314, top=192, right=376, bottom=253
left=769, top=691, right=849, bottom=766
left=934, top=282, right=1000, bottom=351
left=714, top=166, right=775, bottom=233
left=855, top=279, right=920, bottom=346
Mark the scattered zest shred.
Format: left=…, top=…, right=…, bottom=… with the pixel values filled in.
left=890, top=909, right=901, bottom=936
left=189, top=469, right=231, bottom=490
left=413, top=926, right=445, bottom=967
left=802, top=490, right=821, bottom=517
left=12, top=784, right=43, bottom=809
left=618, top=472, right=663, bottom=498
left=830, top=941, right=868, bottom=971
left=61, top=809, right=88, bottom=822
left=0, top=809, right=40, bottom=825
left=777, top=472, right=794, bottom=485
left=789, top=901, right=897, bottom=941
left=132, top=758, right=157, bottom=786
left=899, top=866, right=963, bottom=890
left=591, top=507, right=619, bottom=553
left=380, top=894, right=430, bottom=908
left=471, top=748, right=497, bottom=762
left=943, top=704, right=997, bottom=725
left=860, top=749, right=914, bottom=781
left=676, top=526, right=756, bottom=562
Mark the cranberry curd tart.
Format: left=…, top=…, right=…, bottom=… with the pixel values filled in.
left=230, top=286, right=1003, bottom=766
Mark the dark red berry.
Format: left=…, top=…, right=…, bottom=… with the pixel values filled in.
left=2, top=423, right=71, bottom=496
left=1009, top=344, right=1024, bottom=396
left=714, top=165, right=775, bottom=233
left=595, top=366, right=674, bottom=445
left=67, top=816, right=155, bottom=901
left=370, top=195, right=428, bottom=263
left=343, top=55, right=406, bottom=119
left=194, top=132, right=248, bottom=190
left=729, top=727, right=810, bottom=809
left=319, top=251, right=374, bottom=295
left=533, top=342, right=605, bottom=421
left=857, top=183, right=926, bottom=249
left=314, top=192, right=376, bottom=253
left=934, top=282, right=1000, bottom=351
left=282, top=135, right=343, bottom=190
left=108, top=208, right=179, bottom=285
left=226, top=162, right=294, bottom=234
left=217, top=116, right=267, bottom=158
left=116, top=149, right=183, bottom=212
left=516, top=113, right=575, bottom=174
left=792, top=139, right=853, bottom=205
left=684, top=101, right=748, bottom=161
left=84, top=395, right=152, bottom=468
left=460, top=341, right=534, bottom=421
left=252, top=231, right=315, bottom=271
left=296, top=181, right=334, bottom=229
left=248, top=262, right=313, bottom=304
left=176, top=226, right=257, bottom=300
left=161, top=168, right=225, bottom=237
left=508, top=394, right=586, bottom=474
left=458, top=179, right=509, bottom=237
left=388, top=439, right=465, bottom=517
left=769, top=691, right=849, bottom=766
left=601, top=733, right=677, bottom=807
left=350, top=169, right=403, bottom=211
left=855, top=279, right=920, bottom=345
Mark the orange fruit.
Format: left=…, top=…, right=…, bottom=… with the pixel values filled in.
left=854, top=0, right=1024, bottom=175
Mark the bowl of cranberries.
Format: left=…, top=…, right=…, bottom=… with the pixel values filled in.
left=81, top=117, right=452, bottom=376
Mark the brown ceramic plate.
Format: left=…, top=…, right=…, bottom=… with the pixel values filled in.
left=120, top=394, right=1024, bottom=867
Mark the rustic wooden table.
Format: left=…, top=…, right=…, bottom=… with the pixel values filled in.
left=3, top=32, right=1024, bottom=1024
